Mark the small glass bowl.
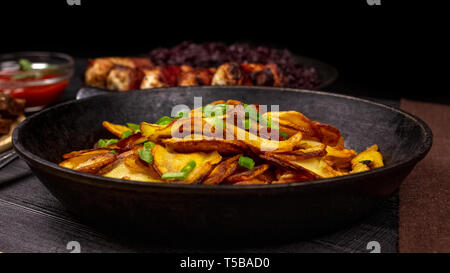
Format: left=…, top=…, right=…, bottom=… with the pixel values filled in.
left=0, top=52, right=74, bottom=112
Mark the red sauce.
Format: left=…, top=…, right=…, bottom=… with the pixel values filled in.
left=0, top=74, right=68, bottom=107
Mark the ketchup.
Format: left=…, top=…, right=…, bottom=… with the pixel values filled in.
left=0, top=74, right=68, bottom=107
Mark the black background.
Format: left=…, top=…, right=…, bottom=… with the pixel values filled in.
left=1, top=0, right=443, bottom=101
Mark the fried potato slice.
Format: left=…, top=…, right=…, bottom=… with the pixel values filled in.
left=224, top=122, right=302, bottom=152
left=140, top=121, right=171, bottom=140
left=351, top=144, right=384, bottom=173
left=152, top=144, right=222, bottom=184
left=140, top=117, right=209, bottom=142
left=263, top=111, right=341, bottom=146
left=100, top=158, right=162, bottom=182
left=260, top=153, right=345, bottom=179
left=263, top=111, right=316, bottom=137
left=233, top=179, right=268, bottom=185
left=272, top=169, right=313, bottom=184
left=202, top=154, right=242, bottom=185
left=162, top=135, right=248, bottom=154
left=226, top=164, right=271, bottom=183
left=60, top=152, right=116, bottom=174
left=62, top=148, right=111, bottom=159
left=116, top=133, right=147, bottom=150
left=102, top=121, right=131, bottom=138
left=123, top=153, right=163, bottom=182
left=324, top=146, right=356, bottom=169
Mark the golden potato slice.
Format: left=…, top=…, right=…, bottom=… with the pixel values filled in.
left=226, top=164, right=271, bottom=183
left=260, top=153, right=345, bottom=179
left=162, top=135, right=248, bottom=154
left=324, top=146, right=356, bottom=169
left=152, top=144, right=222, bottom=184
left=351, top=144, right=384, bottom=171
left=102, top=121, right=131, bottom=138
left=202, top=154, right=242, bottom=185
left=116, top=133, right=147, bottom=150
left=263, top=111, right=341, bottom=146
left=101, top=158, right=163, bottom=182
left=233, top=179, right=268, bottom=185
left=60, top=152, right=116, bottom=174
left=62, top=148, right=111, bottom=159
left=272, top=169, right=313, bottom=184
left=223, top=122, right=303, bottom=152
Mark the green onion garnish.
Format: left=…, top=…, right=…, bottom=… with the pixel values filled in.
left=360, top=160, right=372, bottom=166
left=238, top=156, right=255, bottom=170
left=173, top=110, right=189, bottom=119
left=126, top=123, right=140, bottom=133
left=121, top=130, right=132, bottom=139
left=244, top=104, right=260, bottom=121
left=280, top=131, right=288, bottom=139
left=161, top=172, right=187, bottom=180
left=161, top=160, right=196, bottom=180
left=181, top=160, right=196, bottom=174
left=97, top=138, right=118, bottom=148
left=155, top=116, right=173, bottom=125
left=19, top=58, right=33, bottom=71
left=203, top=104, right=228, bottom=118
left=243, top=119, right=252, bottom=130
left=109, top=150, right=117, bottom=155
left=138, top=141, right=155, bottom=164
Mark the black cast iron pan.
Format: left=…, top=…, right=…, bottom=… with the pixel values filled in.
left=12, top=86, right=432, bottom=244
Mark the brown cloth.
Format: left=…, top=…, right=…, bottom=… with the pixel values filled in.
left=399, top=99, right=450, bottom=253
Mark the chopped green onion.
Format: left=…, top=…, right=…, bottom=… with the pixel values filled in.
left=121, top=130, right=133, bottom=139
left=19, top=58, right=33, bottom=71
left=214, top=117, right=226, bottom=130
left=202, top=104, right=216, bottom=117
left=138, top=141, right=155, bottom=164
left=242, top=119, right=252, bottom=130
left=161, top=172, right=186, bottom=180
left=161, top=160, right=196, bottom=180
left=238, top=156, right=255, bottom=170
left=244, top=104, right=260, bottom=121
left=173, top=110, right=189, bottom=119
left=109, top=150, right=117, bottom=155
left=97, top=138, right=118, bottom=148
left=360, top=160, right=372, bottom=166
left=203, top=104, right=227, bottom=118
left=280, top=131, right=289, bottom=139
left=126, top=123, right=140, bottom=133
left=181, top=160, right=196, bottom=175
left=155, top=116, right=173, bottom=125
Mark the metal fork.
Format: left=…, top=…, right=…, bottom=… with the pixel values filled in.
left=0, top=149, right=18, bottom=169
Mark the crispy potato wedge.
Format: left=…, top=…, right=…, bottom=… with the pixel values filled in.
left=116, top=133, right=147, bottom=150
left=263, top=111, right=341, bottom=146
left=260, top=153, right=345, bottom=179
left=60, top=152, right=116, bottom=174
left=101, top=158, right=162, bottom=182
left=324, top=146, right=356, bottom=169
left=202, top=154, right=242, bottom=185
left=351, top=144, right=384, bottom=172
left=226, top=164, right=271, bottom=183
left=272, top=169, right=313, bottom=184
left=62, top=148, right=111, bottom=159
left=162, top=135, right=248, bottom=154
left=123, top=153, right=163, bottom=182
left=153, top=144, right=222, bottom=184
left=224, top=122, right=302, bottom=152
left=102, top=121, right=131, bottom=138
left=233, top=179, right=268, bottom=185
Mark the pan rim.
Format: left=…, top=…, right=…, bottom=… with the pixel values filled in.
left=12, top=86, right=433, bottom=192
